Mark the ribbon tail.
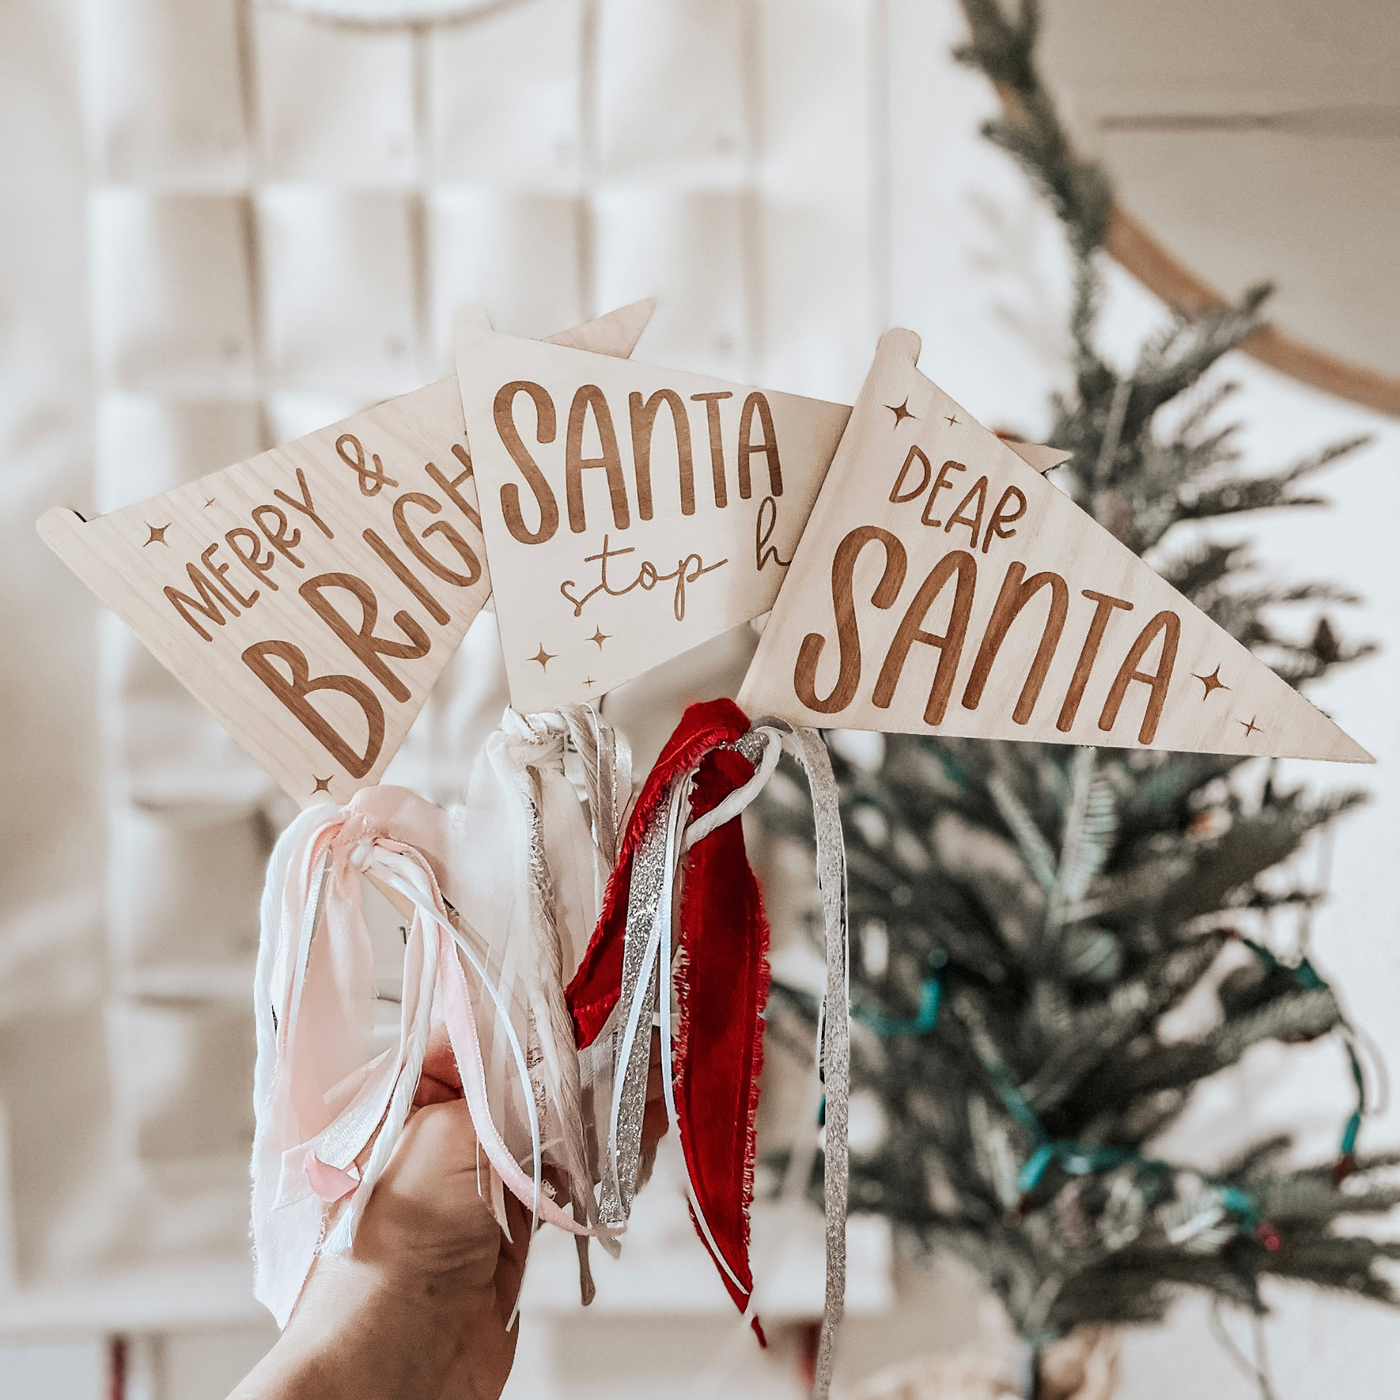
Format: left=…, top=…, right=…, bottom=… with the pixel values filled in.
left=525, top=772, right=596, bottom=1198
left=785, top=727, right=850, bottom=1400
left=673, top=745, right=770, bottom=1334
left=520, top=767, right=600, bottom=1298
left=251, top=807, right=339, bottom=1326
left=431, top=899, right=601, bottom=1239
left=322, top=882, right=438, bottom=1257
left=599, top=795, right=674, bottom=1229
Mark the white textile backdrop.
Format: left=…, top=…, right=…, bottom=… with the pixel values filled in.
left=0, top=1, right=1395, bottom=1396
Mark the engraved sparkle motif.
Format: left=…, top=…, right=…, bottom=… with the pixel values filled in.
left=530, top=645, right=556, bottom=670
left=589, top=626, right=610, bottom=648
left=1194, top=666, right=1229, bottom=698
left=311, top=776, right=332, bottom=794
left=886, top=399, right=915, bottom=426
left=1240, top=716, right=1262, bottom=738
left=143, top=523, right=170, bottom=546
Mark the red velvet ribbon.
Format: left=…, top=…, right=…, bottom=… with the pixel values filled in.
left=566, top=699, right=770, bottom=1337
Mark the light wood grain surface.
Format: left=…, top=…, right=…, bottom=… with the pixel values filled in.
left=38, top=302, right=655, bottom=807
left=456, top=319, right=852, bottom=713
left=739, top=328, right=1372, bottom=763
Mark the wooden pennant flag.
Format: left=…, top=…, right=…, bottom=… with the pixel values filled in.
left=738, top=329, right=1371, bottom=763
left=453, top=324, right=1068, bottom=714
left=456, top=320, right=855, bottom=712
left=1004, top=440, right=1072, bottom=474
left=38, top=302, right=657, bottom=807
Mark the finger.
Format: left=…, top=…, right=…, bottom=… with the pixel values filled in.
left=387, top=1100, right=483, bottom=1195
left=352, top=1101, right=503, bottom=1285
left=413, top=1073, right=462, bottom=1107
left=416, top=1021, right=462, bottom=1099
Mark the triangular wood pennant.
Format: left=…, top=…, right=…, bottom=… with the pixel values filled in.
left=454, top=319, right=855, bottom=713
left=37, top=302, right=657, bottom=806
left=739, top=328, right=1371, bottom=763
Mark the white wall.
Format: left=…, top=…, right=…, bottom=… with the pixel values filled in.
left=1, top=0, right=1395, bottom=1396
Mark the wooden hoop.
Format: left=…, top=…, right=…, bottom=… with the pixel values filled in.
left=992, top=82, right=1400, bottom=418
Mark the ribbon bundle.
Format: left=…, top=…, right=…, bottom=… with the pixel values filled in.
left=567, top=699, right=850, bottom=1394
left=250, top=699, right=850, bottom=1397
left=251, top=784, right=584, bottom=1327
left=252, top=707, right=629, bottom=1324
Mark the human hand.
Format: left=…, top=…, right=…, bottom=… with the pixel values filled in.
left=230, top=1028, right=528, bottom=1400
left=231, top=1025, right=669, bottom=1400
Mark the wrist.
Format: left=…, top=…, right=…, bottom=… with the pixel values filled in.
left=231, top=1251, right=480, bottom=1400
left=304, top=1250, right=475, bottom=1378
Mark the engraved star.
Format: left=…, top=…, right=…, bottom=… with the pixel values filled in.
left=1240, top=716, right=1262, bottom=738
left=589, top=626, right=611, bottom=649
left=311, top=775, right=333, bottom=794
left=582, top=677, right=596, bottom=689
left=530, top=644, right=556, bottom=671
left=143, top=523, right=170, bottom=546
left=1194, top=666, right=1229, bottom=698
left=944, top=414, right=958, bottom=426
left=204, top=497, right=216, bottom=509
left=886, top=398, right=915, bottom=426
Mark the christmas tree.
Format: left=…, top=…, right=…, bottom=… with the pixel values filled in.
left=758, top=0, right=1398, bottom=1373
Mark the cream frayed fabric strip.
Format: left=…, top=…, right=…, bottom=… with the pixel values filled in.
left=251, top=783, right=619, bottom=1329
left=600, top=720, right=849, bottom=1400
left=445, top=704, right=631, bottom=1298
left=557, top=702, right=631, bottom=872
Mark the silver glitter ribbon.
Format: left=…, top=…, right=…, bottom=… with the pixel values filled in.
left=600, top=775, right=687, bottom=1228
left=776, top=724, right=849, bottom=1400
